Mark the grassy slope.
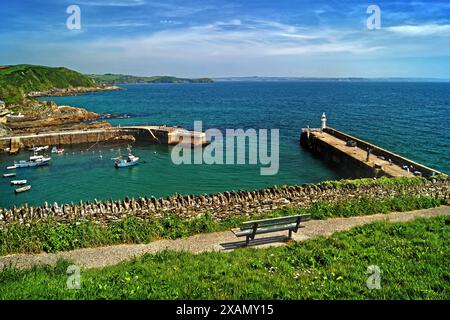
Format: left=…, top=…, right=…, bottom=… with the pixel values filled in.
left=88, top=73, right=213, bottom=84
left=0, top=64, right=97, bottom=104
left=1, top=216, right=448, bottom=299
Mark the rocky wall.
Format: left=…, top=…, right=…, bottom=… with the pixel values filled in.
left=1, top=178, right=448, bottom=225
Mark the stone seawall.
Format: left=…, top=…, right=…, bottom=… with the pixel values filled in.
left=1, top=178, right=448, bottom=225
left=300, top=127, right=442, bottom=178
left=0, top=130, right=134, bottom=150
left=300, top=130, right=377, bottom=178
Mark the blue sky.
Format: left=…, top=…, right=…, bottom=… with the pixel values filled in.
left=1, top=0, right=450, bottom=78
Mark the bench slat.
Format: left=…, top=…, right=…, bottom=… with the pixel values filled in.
left=240, top=214, right=310, bottom=230
left=233, top=222, right=299, bottom=237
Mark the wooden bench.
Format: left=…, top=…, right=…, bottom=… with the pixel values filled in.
left=232, top=214, right=311, bottom=246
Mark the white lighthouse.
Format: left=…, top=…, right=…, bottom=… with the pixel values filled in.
left=321, top=112, right=327, bottom=130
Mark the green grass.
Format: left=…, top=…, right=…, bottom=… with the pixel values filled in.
left=0, top=64, right=98, bottom=105
left=319, top=175, right=428, bottom=188
left=1, top=216, right=448, bottom=299
left=0, top=194, right=442, bottom=255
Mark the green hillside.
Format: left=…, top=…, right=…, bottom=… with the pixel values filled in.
left=89, top=73, right=213, bottom=84
left=0, top=64, right=98, bottom=104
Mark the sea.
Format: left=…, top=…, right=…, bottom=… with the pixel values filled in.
left=1, top=81, right=449, bottom=208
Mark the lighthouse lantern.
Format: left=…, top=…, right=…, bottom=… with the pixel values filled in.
left=321, top=112, right=327, bottom=130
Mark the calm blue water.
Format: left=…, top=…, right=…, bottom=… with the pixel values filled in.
left=1, top=81, right=449, bottom=208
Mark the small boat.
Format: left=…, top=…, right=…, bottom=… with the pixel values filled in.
left=11, top=180, right=27, bottom=185
left=113, top=145, right=139, bottom=168
left=13, top=151, right=51, bottom=168
left=15, top=185, right=31, bottom=193
left=28, top=145, right=49, bottom=152
left=6, top=165, right=17, bottom=170
left=3, top=173, right=16, bottom=177
left=51, top=146, right=64, bottom=154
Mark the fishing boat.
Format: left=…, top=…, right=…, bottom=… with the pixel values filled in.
left=51, top=146, right=64, bottom=154
left=14, top=151, right=51, bottom=168
left=113, top=146, right=139, bottom=168
left=11, top=179, right=27, bottom=185
left=15, top=185, right=31, bottom=193
left=28, top=145, right=49, bottom=152
left=3, top=173, right=16, bottom=177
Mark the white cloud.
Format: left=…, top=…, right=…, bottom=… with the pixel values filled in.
left=386, top=24, right=450, bottom=36
left=91, top=19, right=378, bottom=58
left=266, top=43, right=383, bottom=55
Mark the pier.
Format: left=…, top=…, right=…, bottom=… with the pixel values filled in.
left=119, top=125, right=207, bottom=145
left=0, top=125, right=207, bottom=151
left=300, top=114, right=442, bottom=178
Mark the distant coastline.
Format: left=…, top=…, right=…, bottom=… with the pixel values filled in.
left=88, top=73, right=214, bottom=85
left=213, top=76, right=450, bottom=82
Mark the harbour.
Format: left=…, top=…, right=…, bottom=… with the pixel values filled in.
left=1, top=0, right=450, bottom=302
left=0, top=81, right=448, bottom=208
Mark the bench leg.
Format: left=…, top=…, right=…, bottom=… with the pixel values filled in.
left=288, top=229, right=293, bottom=239
left=245, top=235, right=250, bottom=246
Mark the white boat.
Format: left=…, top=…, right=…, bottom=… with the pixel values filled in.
left=15, top=185, right=31, bottom=193
left=113, top=145, right=139, bottom=168
left=28, top=145, right=49, bottom=152
left=3, top=173, right=16, bottom=177
left=6, top=165, right=17, bottom=170
left=14, top=151, right=51, bottom=168
left=11, top=179, right=27, bottom=185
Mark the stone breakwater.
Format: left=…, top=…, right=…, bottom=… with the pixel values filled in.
left=1, top=179, right=449, bottom=225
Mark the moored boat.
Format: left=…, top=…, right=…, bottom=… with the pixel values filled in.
left=15, top=185, right=31, bottom=193
left=113, top=145, right=140, bottom=168
left=13, top=151, right=51, bottom=168
left=28, top=145, right=49, bottom=152
left=11, top=179, right=27, bottom=185
left=3, top=173, right=16, bottom=177
left=6, top=165, right=17, bottom=170
left=51, top=146, right=64, bottom=154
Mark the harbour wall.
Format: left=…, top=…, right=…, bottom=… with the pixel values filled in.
left=324, top=128, right=441, bottom=177
left=119, top=126, right=207, bottom=146
left=300, top=129, right=378, bottom=178
left=0, top=130, right=130, bottom=150
left=0, top=126, right=206, bottom=151
left=300, top=127, right=442, bottom=178
left=119, top=127, right=170, bottom=144
left=1, top=177, right=448, bottom=225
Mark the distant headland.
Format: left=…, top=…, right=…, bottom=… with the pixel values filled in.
left=88, top=73, right=214, bottom=84
left=0, top=64, right=213, bottom=137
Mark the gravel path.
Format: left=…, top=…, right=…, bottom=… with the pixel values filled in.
left=1, top=206, right=448, bottom=270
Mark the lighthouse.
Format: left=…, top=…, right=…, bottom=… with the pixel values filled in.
left=321, top=112, right=327, bottom=130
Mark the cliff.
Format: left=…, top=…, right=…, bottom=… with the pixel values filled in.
left=0, top=64, right=109, bottom=105
left=0, top=65, right=121, bottom=135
